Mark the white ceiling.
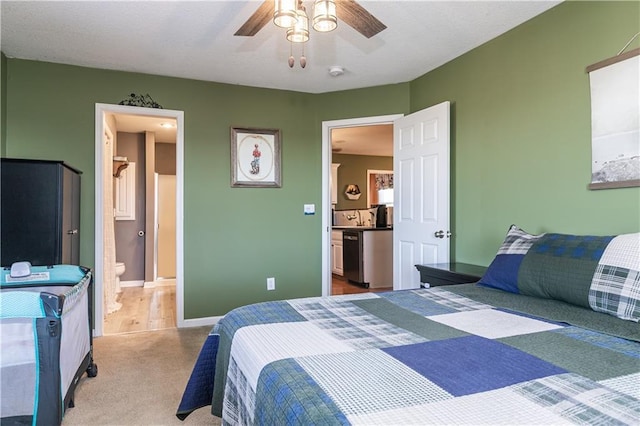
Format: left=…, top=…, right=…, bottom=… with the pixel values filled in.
left=332, top=124, right=393, bottom=156
left=1, top=0, right=561, bottom=154
left=1, top=0, right=561, bottom=95
left=113, top=114, right=177, bottom=143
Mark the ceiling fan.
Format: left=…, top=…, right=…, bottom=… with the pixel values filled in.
left=235, top=0, right=386, bottom=39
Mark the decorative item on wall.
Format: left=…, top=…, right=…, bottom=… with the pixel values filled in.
left=345, top=184, right=361, bottom=200
left=118, top=93, right=163, bottom=109
left=586, top=34, right=639, bottom=190
left=231, top=127, right=281, bottom=187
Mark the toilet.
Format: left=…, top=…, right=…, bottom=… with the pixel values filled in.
left=115, top=262, right=126, bottom=293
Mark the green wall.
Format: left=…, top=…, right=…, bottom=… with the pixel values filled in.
left=410, top=0, right=640, bottom=264
left=2, top=62, right=321, bottom=318
left=333, top=153, right=393, bottom=210
left=2, top=1, right=638, bottom=319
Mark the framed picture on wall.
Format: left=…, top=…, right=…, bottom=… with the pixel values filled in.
left=230, top=127, right=281, bottom=188
left=586, top=48, right=640, bottom=190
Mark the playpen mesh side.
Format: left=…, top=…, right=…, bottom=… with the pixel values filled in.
left=0, top=316, right=40, bottom=421
left=60, top=275, right=91, bottom=397
left=0, top=273, right=92, bottom=424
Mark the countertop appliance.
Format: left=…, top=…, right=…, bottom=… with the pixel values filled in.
left=375, top=205, right=387, bottom=228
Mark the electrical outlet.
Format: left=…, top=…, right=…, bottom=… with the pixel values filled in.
left=267, top=277, right=275, bottom=291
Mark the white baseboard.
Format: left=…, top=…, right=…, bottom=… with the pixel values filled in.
left=137, top=279, right=177, bottom=289
left=120, top=280, right=144, bottom=288
left=180, top=316, right=221, bottom=328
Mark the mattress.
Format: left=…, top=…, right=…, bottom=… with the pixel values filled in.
left=177, top=284, right=640, bottom=425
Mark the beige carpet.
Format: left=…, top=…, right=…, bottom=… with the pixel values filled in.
left=62, top=326, right=221, bottom=425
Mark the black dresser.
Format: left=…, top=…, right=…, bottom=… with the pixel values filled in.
left=1, top=158, right=82, bottom=266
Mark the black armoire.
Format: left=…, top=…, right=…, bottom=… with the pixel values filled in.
left=1, top=158, right=82, bottom=266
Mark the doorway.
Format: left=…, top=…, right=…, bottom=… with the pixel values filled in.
left=322, top=104, right=451, bottom=296
left=322, top=114, right=403, bottom=297
left=94, top=103, right=184, bottom=337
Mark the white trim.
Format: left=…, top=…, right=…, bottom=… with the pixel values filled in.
left=321, top=114, right=403, bottom=297
left=94, top=103, right=185, bottom=337
left=119, top=280, right=144, bottom=288
left=182, top=316, right=221, bottom=328
left=143, top=281, right=157, bottom=289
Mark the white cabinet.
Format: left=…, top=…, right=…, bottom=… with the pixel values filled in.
left=115, top=162, right=136, bottom=221
left=331, top=163, right=340, bottom=205
left=331, top=230, right=343, bottom=276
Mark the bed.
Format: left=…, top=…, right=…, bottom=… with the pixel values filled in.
left=177, top=226, right=640, bottom=425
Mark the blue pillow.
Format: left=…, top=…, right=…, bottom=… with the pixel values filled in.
left=477, top=225, right=543, bottom=294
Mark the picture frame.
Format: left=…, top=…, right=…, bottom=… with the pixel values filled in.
left=586, top=48, right=640, bottom=190
left=230, top=127, right=281, bottom=188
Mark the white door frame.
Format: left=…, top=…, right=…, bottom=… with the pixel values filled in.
left=94, top=103, right=184, bottom=337
left=321, top=114, right=403, bottom=297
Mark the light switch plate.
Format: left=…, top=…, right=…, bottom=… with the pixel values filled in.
left=304, top=204, right=315, bottom=215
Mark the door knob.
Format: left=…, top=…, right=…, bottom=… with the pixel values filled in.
left=434, top=230, right=452, bottom=239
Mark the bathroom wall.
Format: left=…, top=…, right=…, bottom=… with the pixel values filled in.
left=114, top=136, right=177, bottom=283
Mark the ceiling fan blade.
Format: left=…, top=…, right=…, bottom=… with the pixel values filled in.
left=337, top=0, right=386, bottom=39
left=234, top=0, right=274, bottom=37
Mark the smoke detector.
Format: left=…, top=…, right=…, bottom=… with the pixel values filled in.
left=328, top=66, right=344, bottom=77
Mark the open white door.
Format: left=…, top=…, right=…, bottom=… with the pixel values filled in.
left=393, top=101, right=450, bottom=290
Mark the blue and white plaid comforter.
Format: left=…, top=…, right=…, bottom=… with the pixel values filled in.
left=178, top=285, right=640, bottom=425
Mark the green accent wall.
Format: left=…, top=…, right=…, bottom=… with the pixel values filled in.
left=1, top=1, right=638, bottom=319
left=333, top=153, right=393, bottom=211
left=410, top=0, right=640, bottom=265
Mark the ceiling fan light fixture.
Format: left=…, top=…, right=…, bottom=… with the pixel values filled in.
left=274, top=0, right=298, bottom=28
left=286, top=5, right=309, bottom=43
left=312, top=0, right=337, bottom=32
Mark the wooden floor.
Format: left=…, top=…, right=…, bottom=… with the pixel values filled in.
left=103, top=284, right=176, bottom=335
left=331, top=274, right=392, bottom=295
left=103, top=276, right=388, bottom=335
